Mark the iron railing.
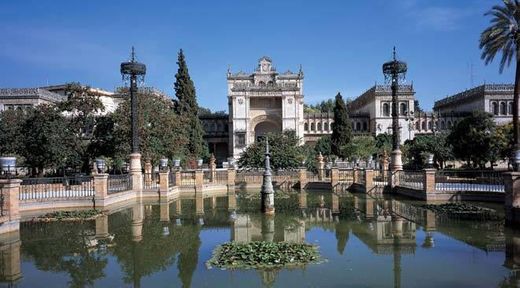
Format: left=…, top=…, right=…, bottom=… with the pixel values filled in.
left=435, top=170, right=504, bottom=192
left=168, top=171, right=176, bottom=187
left=20, top=176, right=94, bottom=201
left=108, top=174, right=132, bottom=194
left=373, top=169, right=387, bottom=186
left=214, top=170, right=228, bottom=184
left=143, top=172, right=159, bottom=190
left=180, top=171, right=196, bottom=187
left=338, top=169, right=353, bottom=183
left=397, top=171, right=424, bottom=191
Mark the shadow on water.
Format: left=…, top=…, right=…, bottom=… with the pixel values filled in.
left=5, top=188, right=520, bottom=287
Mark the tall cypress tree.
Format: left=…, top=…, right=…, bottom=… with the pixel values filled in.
left=331, top=92, right=352, bottom=158
left=174, top=49, right=208, bottom=160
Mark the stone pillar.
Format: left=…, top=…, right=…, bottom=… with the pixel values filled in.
left=144, top=160, right=152, bottom=187
left=175, top=171, right=181, bottom=188
left=175, top=199, right=182, bottom=217
left=423, top=169, right=437, bottom=199
left=209, top=154, right=216, bottom=183
left=211, top=196, right=217, bottom=210
left=227, top=168, right=236, bottom=193
left=261, top=215, right=275, bottom=242
left=352, top=168, right=358, bottom=184
left=0, top=231, right=21, bottom=283
left=298, top=168, right=307, bottom=190
left=195, top=170, right=204, bottom=192
left=95, top=215, right=109, bottom=239
left=299, top=192, right=307, bottom=209
left=94, top=174, right=108, bottom=208
left=331, top=167, right=339, bottom=189
left=317, top=153, right=324, bottom=181
left=158, top=171, right=169, bottom=198
left=505, top=172, right=520, bottom=225
left=365, top=169, right=374, bottom=193
left=195, top=193, right=204, bottom=216
left=0, top=179, right=21, bottom=224
left=332, top=193, right=339, bottom=214
left=227, top=191, right=236, bottom=211
left=129, top=153, right=142, bottom=196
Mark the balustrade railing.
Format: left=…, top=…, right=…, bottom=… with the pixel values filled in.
left=338, top=169, right=353, bottom=183
left=180, top=171, right=196, bottom=187
left=108, top=174, right=132, bottom=194
left=236, top=170, right=263, bottom=184
left=168, top=171, right=176, bottom=187
left=373, top=169, right=387, bottom=186
left=20, top=176, right=94, bottom=201
left=357, top=170, right=366, bottom=185
left=143, top=172, right=159, bottom=190
left=397, top=171, right=424, bottom=191
left=435, top=170, right=504, bottom=192
left=214, top=170, right=228, bottom=184
left=0, top=187, right=6, bottom=217
left=203, top=170, right=212, bottom=184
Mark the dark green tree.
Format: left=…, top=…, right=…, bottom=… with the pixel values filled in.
left=238, top=131, right=304, bottom=170
left=342, top=136, right=376, bottom=161
left=173, top=49, right=208, bottom=162
left=0, top=108, right=29, bottom=157
left=480, top=0, right=520, bottom=169
left=374, top=133, right=392, bottom=155
left=331, top=93, right=352, bottom=158
left=405, top=134, right=454, bottom=169
left=314, top=135, right=332, bottom=157
left=447, top=112, right=499, bottom=168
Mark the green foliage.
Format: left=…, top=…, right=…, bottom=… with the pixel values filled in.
left=173, top=49, right=208, bottom=160
left=0, top=108, right=27, bottom=157
left=238, top=131, right=303, bottom=170
left=447, top=112, right=502, bottom=168
left=304, top=99, right=335, bottom=113
left=331, top=93, right=352, bottom=158
left=110, top=90, right=188, bottom=164
left=404, top=133, right=453, bottom=169
left=314, top=135, right=332, bottom=157
left=38, top=209, right=102, bottom=221
left=374, top=133, right=392, bottom=155
left=341, top=136, right=376, bottom=161
left=207, top=241, right=320, bottom=269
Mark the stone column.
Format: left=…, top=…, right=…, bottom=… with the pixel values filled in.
left=0, top=179, right=21, bottom=224
left=94, top=174, right=108, bottom=208
left=227, top=168, right=236, bottom=193
left=352, top=168, right=358, bottom=184
left=423, top=169, right=437, bottom=200
left=298, top=168, right=307, bottom=190
left=160, top=201, right=170, bottom=222
left=299, top=192, right=307, bottom=209
left=330, top=167, right=339, bottom=189
left=175, top=170, right=181, bottom=188
left=0, top=231, right=21, bottom=283
left=195, top=192, right=204, bottom=216
left=504, top=172, right=520, bottom=225
left=131, top=203, right=144, bottom=242
left=227, top=191, right=236, bottom=211
left=144, top=160, right=152, bottom=187
left=332, top=193, right=339, bottom=214
left=317, top=153, right=324, bottom=181
left=211, top=196, right=217, bottom=210
left=129, top=153, right=143, bottom=196
left=209, top=154, right=216, bottom=183
left=365, top=169, right=374, bottom=193
left=158, top=171, right=169, bottom=198
left=195, top=170, right=204, bottom=193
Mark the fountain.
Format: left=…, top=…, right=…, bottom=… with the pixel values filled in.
left=261, top=137, right=275, bottom=215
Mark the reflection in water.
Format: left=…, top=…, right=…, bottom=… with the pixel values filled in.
left=3, top=190, right=515, bottom=287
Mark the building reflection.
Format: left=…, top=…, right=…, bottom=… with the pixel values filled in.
left=0, top=231, right=21, bottom=286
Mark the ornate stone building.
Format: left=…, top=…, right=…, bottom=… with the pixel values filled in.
left=0, top=88, right=65, bottom=111
left=227, top=57, right=305, bottom=159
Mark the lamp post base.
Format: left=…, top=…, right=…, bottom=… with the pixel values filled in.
left=129, top=153, right=142, bottom=173
left=390, top=149, right=403, bottom=171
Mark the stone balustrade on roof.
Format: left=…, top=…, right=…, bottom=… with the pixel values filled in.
left=434, top=84, right=514, bottom=109
left=0, top=88, right=66, bottom=103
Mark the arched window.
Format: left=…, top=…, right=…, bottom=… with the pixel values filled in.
left=362, top=122, right=368, bottom=131
left=356, top=122, right=361, bottom=131
left=382, top=103, right=390, bottom=117
left=267, top=81, right=274, bottom=86
left=440, top=121, right=445, bottom=130
left=400, top=103, right=407, bottom=115
left=492, top=102, right=499, bottom=115
left=258, top=81, right=266, bottom=86
left=324, top=122, right=329, bottom=131
left=428, top=121, right=432, bottom=130
left=304, top=123, right=309, bottom=131
left=500, top=102, right=507, bottom=115
left=509, top=102, right=514, bottom=115
left=422, top=121, right=426, bottom=130
left=415, top=121, right=420, bottom=130
left=352, top=122, right=355, bottom=130
left=317, top=122, right=322, bottom=131
left=447, top=121, right=452, bottom=128
left=311, top=123, right=315, bottom=131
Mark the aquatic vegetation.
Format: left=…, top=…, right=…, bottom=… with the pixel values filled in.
left=207, top=241, right=321, bottom=269
left=420, top=203, right=502, bottom=220
left=35, top=209, right=103, bottom=221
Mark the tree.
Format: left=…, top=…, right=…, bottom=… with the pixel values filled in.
left=404, top=134, right=454, bottom=169
left=173, top=49, right=208, bottom=161
left=447, top=112, right=499, bottom=168
left=374, top=133, right=392, bottom=156
left=331, top=93, right=352, bottom=158
left=22, top=105, right=80, bottom=175
left=0, top=108, right=29, bottom=157
left=480, top=0, right=520, bottom=169
left=314, top=135, right=332, bottom=157
left=110, top=90, right=188, bottom=165
left=238, top=131, right=303, bottom=170
left=342, top=136, right=376, bottom=161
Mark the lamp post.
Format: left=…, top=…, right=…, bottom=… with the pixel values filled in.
left=121, top=47, right=146, bottom=173
left=383, top=47, right=407, bottom=171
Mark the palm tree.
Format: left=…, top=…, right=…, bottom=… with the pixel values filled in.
left=480, top=0, right=520, bottom=170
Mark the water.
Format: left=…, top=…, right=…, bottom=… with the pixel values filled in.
left=3, top=190, right=518, bottom=287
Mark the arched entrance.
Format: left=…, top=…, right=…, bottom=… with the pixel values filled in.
left=254, top=121, right=281, bottom=141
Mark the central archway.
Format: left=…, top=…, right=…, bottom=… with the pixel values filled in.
left=251, top=115, right=282, bottom=142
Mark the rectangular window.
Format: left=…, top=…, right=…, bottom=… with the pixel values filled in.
left=235, top=132, right=246, bottom=148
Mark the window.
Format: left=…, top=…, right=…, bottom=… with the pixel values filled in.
left=447, top=121, right=452, bottom=128
left=304, top=123, right=309, bottom=131
left=440, top=121, right=445, bottom=130
left=491, top=102, right=499, bottom=115
left=416, top=121, right=420, bottom=130
left=324, top=122, right=329, bottom=131
left=362, top=122, right=368, bottom=131
left=235, top=132, right=246, bottom=148
left=422, top=121, right=426, bottom=130
left=317, top=122, right=322, bottom=131
left=382, top=103, right=390, bottom=116
left=311, top=123, right=315, bottom=131
left=400, top=103, right=407, bottom=115
left=500, top=102, right=507, bottom=115
left=509, top=102, right=514, bottom=115
left=428, top=121, right=432, bottom=130
left=356, top=122, right=361, bottom=131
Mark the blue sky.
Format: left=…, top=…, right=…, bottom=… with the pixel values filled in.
left=0, top=0, right=514, bottom=111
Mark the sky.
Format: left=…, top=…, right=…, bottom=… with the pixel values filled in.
left=0, top=0, right=515, bottom=111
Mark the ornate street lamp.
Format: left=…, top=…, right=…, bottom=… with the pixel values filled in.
left=121, top=47, right=146, bottom=173
left=383, top=47, right=407, bottom=171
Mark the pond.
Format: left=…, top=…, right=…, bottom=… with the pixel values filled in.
left=4, top=190, right=518, bottom=287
